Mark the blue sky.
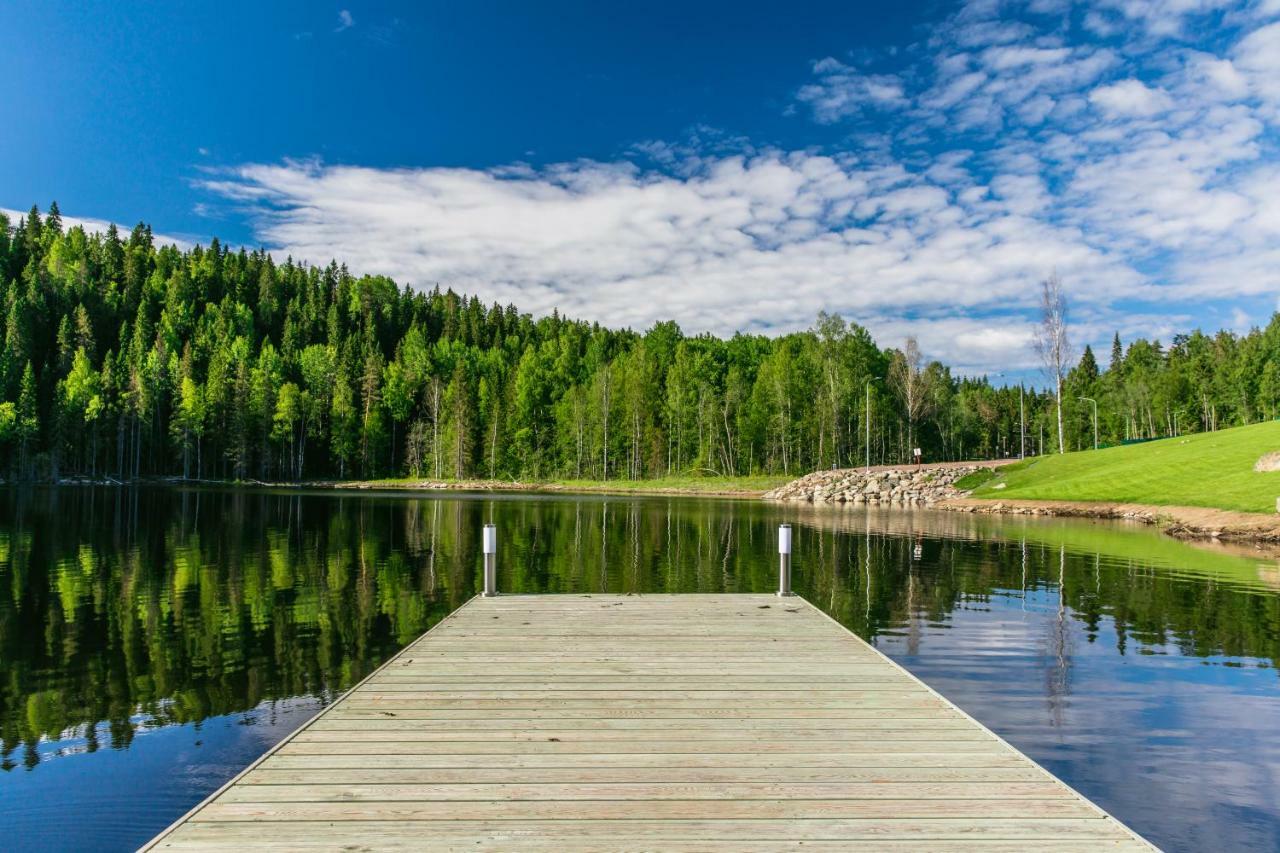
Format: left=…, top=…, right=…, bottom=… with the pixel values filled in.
left=3, top=0, right=1280, bottom=372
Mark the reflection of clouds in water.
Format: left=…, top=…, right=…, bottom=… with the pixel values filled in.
left=880, top=583, right=1280, bottom=853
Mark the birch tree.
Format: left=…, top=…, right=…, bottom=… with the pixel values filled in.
left=888, top=337, right=932, bottom=461
left=1034, top=274, right=1071, bottom=455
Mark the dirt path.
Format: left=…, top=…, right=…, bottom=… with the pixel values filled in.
left=940, top=497, right=1280, bottom=544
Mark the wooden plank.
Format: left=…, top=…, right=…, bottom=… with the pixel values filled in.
left=275, top=740, right=1009, bottom=755
left=308, top=718, right=977, bottom=732
left=218, top=781, right=1073, bottom=801
left=190, top=798, right=1104, bottom=820
left=323, top=705, right=951, bottom=718
left=257, top=752, right=1036, bottom=769
left=333, top=699, right=954, bottom=710
left=243, top=766, right=1053, bottom=784
left=145, top=594, right=1149, bottom=850
left=290, top=722, right=988, bottom=737
left=154, top=819, right=1151, bottom=846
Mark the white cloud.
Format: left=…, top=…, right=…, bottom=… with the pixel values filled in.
left=794, top=58, right=907, bottom=124
left=1089, top=78, right=1174, bottom=116
left=198, top=153, right=1142, bottom=371
left=1232, top=21, right=1280, bottom=115
left=1184, top=55, right=1249, bottom=100
left=1087, top=0, right=1238, bottom=37
left=0, top=208, right=192, bottom=249
left=334, top=9, right=354, bottom=33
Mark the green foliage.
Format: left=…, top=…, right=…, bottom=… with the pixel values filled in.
left=0, top=401, right=15, bottom=444
left=3, top=202, right=1279, bottom=482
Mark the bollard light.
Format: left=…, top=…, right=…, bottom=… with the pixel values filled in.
left=482, top=523, right=497, bottom=596
left=777, top=523, right=794, bottom=597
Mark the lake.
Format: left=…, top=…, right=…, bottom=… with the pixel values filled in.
left=1, top=486, right=1278, bottom=851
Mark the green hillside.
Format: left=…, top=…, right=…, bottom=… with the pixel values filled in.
left=971, top=421, right=1280, bottom=514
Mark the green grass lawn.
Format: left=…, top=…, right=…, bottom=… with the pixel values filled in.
left=970, top=421, right=1280, bottom=514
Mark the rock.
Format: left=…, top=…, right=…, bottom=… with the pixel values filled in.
left=1255, top=451, right=1280, bottom=473
left=764, top=463, right=994, bottom=508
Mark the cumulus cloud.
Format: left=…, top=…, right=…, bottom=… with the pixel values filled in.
left=1085, top=0, right=1238, bottom=38
left=794, top=58, right=907, bottom=123
left=1088, top=78, right=1174, bottom=116
left=1232, top=21, right=1280, bottom=114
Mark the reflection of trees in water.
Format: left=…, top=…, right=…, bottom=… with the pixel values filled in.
left=1044, top=545, right=1074, bottom=729
left=0, top=489, right=460, bottom=770
left=796, top=506, right=1280, bottom=671
left=0, top=489, right=1276, bottom=772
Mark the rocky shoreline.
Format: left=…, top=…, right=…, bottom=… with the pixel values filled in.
left=763, top=463, right=1280, bottom=545
left=761, top=464, right=988, bottom=506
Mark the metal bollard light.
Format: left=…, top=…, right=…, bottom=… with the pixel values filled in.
left=776, top=523, right=794, bottom=597
left=482, top=523, right=497, bottom=597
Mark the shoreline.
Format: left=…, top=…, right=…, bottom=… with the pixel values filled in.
left=939, top=496, right=1280, bottom=545
left=292, top=478, right=775, bottom=498
left=24, top=475, right=1280, bottom=544
left=29, top=475, right=778, bottom=499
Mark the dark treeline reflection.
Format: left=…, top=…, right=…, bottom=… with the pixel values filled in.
left=1, top=487, right=1278, bottom=774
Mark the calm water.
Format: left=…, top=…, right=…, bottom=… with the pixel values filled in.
left=1, top=488, right=1278, bottom=851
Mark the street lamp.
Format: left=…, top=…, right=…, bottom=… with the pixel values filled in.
left=1078, top=397, right=1098, bottom=450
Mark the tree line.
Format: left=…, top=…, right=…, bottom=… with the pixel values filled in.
left=1, top=203, right=1277, bottom=482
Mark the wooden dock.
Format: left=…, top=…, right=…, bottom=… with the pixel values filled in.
left=146, top=594, right=1149, bottom=850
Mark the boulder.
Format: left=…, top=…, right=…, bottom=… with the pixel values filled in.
left=1255, top=451, right=1280, bottom=473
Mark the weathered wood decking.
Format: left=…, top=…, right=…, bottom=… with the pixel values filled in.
left=146, top=594, right=1149, bottom=850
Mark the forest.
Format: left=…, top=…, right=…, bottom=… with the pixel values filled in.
left=2, top=203, right=1278, bottom=482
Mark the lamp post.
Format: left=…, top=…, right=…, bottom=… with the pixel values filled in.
left=482, top=523, right=497, bottom=596
left=1078, top=397, right=1098, bottom=450
left=777, top=524, right=794, bottom=597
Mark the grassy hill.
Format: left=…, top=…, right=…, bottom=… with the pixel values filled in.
left=970, top=421, right=1280, bottom=514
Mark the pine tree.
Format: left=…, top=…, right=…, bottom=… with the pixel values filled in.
left=16, top=362, right=38, bottom=476
left=1078, top=345, right=1099, bottom=385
